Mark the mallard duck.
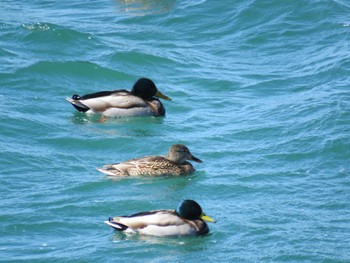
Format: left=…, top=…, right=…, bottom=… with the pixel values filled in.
left=105, top=200, right=216, bottom=237
left=66, top=78, right=171, bottom=117
left=97, top=144, right=202, bottom=177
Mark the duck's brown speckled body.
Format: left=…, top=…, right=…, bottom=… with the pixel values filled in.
left=97, top=144, right=202, bottom=177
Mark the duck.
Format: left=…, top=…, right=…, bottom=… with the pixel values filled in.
left=97, top=144, right=202, bottom=177
left=66, top=78, right=171, bottom=117
left=105, top=200, right=216, bottom=237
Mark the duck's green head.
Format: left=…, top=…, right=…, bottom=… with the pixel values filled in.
left=131, top=78, right=172, bottom=101
left=176, top=200, right=216, bottom=222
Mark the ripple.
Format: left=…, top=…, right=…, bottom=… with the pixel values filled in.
left=1, top=0, right=350, bottom=261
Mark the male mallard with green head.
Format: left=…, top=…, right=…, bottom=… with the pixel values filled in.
left=97, top=144, right=202, bottom=177
left=105, top=200, right=216, bottom=237
left=66, top=78, right=171, bottom=117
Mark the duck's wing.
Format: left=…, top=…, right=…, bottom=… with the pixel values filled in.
left=97, top=156, right=172, bottom=176
left=67, top=90, right=148, bottom=112
left=105, top=210, right=203, bottom=236
left=97, top=160, right=137, bottom=176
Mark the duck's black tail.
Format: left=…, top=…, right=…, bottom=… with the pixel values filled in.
left=104, top=217, right=129, bottom=231
left=66, top=95, right=90, bottom=112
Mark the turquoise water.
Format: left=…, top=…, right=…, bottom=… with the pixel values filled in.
left=1, top=0, right=350, bottom=261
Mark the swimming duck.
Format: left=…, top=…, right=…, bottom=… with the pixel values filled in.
left=97, top=144, right=202, bottom=177
left=66, top=78, right=171, bottom=117
left=105, top=200, right=216, bottom=237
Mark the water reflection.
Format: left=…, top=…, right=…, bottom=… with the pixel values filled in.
left=107, top=173, right=193, bottom=190
left=115, top=0, right=176, bottom=16
left=105, top=174, right=196, bottom=202
left=111, top=231, right=210, bottom=249
left=70, top=112, right=164, bottom=125
left=69, top=112, right=165, bottom=137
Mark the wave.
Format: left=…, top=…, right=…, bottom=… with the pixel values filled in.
left=15, top=60, right=131, bottom=81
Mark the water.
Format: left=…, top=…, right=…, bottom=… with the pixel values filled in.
left=1, top=0, right=350, bottom=261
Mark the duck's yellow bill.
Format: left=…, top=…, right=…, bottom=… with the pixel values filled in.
left=201, top=213, right=216, bottom=223
left=155, top=90, right=172, bottom=101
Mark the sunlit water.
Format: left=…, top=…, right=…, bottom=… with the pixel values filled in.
left=1, top=0, right=350, bottom=262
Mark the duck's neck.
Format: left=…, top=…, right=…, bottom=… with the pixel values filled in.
left=166, top=152, right=185, bottom=164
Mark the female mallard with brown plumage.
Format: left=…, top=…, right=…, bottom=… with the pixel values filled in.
left=66, top=78, right=171, bottom=117
left=97, top=144, right=202, bottom=177
left=105, top=200, right=216, bottom=237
